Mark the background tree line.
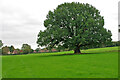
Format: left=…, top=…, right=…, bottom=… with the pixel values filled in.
left=0, top=41, right=34, bottom=55
left=0, top=40, right=119, bottom=55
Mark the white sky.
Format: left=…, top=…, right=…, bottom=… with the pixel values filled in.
left=0, top=0, right=119, bottom=49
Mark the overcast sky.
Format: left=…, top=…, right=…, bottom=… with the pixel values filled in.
left=0, top=0, right=119, bottom=49
left=119, top=1, right=120, bottom=40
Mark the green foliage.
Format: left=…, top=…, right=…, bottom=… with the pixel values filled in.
left=37, top=2, right=112, bottom=53
left=0, top=40, right=3, bottom=48
left=0, top=40, right=3, bottom=55
left=35, top=48, right=40, bottom=53
left=2, top=46, right=10, bottom=55
left=21, top=44, right=32, bottom=54
left=8, top=45, right=15, bottom=53
left=111, top=41, right=120, bottom=46
left=30, top=49, right=34, bottom=53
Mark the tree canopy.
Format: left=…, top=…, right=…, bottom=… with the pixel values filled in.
left=35, top=48, right=41, bottom=53
left=21, top=44, right=32, bottom=54
left=2, top=46, right=10, bottom=55
left=37, top=2, right=112, bottom=54
left=0, top=40, right=3, bottom=48
left=8, top=45, right=15, bottom=53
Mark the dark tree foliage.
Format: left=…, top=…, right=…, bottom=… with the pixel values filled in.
left=21, top=44, right=32, bottom=54
left=35, top=48, right=40, bottom=53
left=37, top=2, right=112, bottom=54
left=0, top=40, right=3, bottom=54
left=8, top=45, right=15, bottom=53
left=2, top=46, right=10, bottom=55
left=0, top=40, right=3, bottom=48
left=30, top=49, right=34, bottom=53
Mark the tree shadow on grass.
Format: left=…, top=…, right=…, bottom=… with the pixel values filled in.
left=36, top=50, right=118, bottom=57
left=37, top=52, right=111, bottom=57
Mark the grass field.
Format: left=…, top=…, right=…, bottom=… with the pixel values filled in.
left=1, top=47, right=118, bottom=78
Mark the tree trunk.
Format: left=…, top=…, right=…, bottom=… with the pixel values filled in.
left=74, top=47, right=81, bottom=54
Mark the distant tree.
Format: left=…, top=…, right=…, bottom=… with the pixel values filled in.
left=16, top=48, right=20, bottom=54
left=8, top=45, right=15, bottom=53
left=2, top=46, right=10, bottom=55
left=110, top=41, right=120, bottom=47
left=37, top=2, right=112, bottom=54
left=21, top=44, right=32, bottom=54
left=16, top=48, right=20, bottom=51
left=0, top=40, right=3, bottom=54
left=43, top=48, right=47, bottom=50
left=0, top=40, right=3, bottom=48
left=35, top=48, right=41, bottom=52
left=30, top=49, right=34, bottom=53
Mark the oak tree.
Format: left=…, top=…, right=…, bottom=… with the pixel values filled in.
left=37, top=2, right=112, bottom=54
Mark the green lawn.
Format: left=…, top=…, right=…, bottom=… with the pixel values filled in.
left=2, top=47, right=118, bottom=78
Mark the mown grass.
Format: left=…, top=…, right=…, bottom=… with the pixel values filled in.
left=2, top=46, right=118, bottom=78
